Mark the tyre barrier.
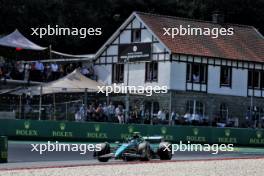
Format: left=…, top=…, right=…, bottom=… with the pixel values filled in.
left=0, top=136, right=8, bottom=163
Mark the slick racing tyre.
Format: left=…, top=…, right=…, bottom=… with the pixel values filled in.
left=158, top=142, right=172, bottom=160
left=95, top=142, right=110, bottom=162
left=138, top=142, right=151, bottom=161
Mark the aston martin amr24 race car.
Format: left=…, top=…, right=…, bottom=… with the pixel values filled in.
left=94, top=133, right=172, bottom=162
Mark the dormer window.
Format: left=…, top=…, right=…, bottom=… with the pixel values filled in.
left=131, top=29, right=141, bottom=42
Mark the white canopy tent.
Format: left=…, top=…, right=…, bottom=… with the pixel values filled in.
left=0, top=29, right=46, bottom=50
left=0, top=30, right=95, bottom=61
left=12, top=69, right=105, bottom=95
left=11, top=69, right=105, bottom=120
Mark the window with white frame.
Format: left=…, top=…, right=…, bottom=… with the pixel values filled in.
left=186, top=100, right=204, bottom=115
left=187, top=63, right=207, bottom=83
left=112, top=63, right=124, bottom=83
left=131, top=29, right=141, bottom=43
left=248, top=106, right=264, bottom=122
left=248, top=70, right=261, bottom=89
left=220, top=66, right=232, bottom=87
left=145, top=62, right=158, bottom=82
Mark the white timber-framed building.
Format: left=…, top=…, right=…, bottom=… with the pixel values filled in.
left=93, top=12, right=264, bottom=123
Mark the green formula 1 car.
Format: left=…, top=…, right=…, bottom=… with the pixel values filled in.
left=94, top=132, right=172, bottom=162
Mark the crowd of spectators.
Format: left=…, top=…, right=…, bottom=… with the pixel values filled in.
left=0, top=60, right=96, bottom=83
left=8, top=96, right=264, bottom=128
left=75, top=102, right=125, bottom=124
left=74, top=102, right=210, bottom=126
left=72, top=102, right=264, bottom=128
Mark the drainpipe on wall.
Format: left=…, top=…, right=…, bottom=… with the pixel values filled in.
left=125, top=58, right=130, bottom=123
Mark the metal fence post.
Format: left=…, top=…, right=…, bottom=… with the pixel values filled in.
left=65, top=102, right=68, bottom=121
left=38, top=85, right=43, bottom=120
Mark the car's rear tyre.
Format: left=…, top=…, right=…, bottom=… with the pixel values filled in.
left=158, top=142, right=172, bottom=160
left=95, top=142, right=110, bottom=162
left=138, top=142, right=151, bottom=161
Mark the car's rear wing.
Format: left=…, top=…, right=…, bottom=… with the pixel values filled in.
left=143, top=136, right=164, bottom=143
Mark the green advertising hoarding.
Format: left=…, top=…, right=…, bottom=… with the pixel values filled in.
left=0, top=136, right=8, bottom=163
left=0, top=119, right=264, bottom=146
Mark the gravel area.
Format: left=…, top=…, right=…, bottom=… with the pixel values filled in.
left=1, top=158, right=264, bottom=176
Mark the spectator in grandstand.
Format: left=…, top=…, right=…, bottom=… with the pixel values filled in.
left=193, top=72, right=200, bottom=82
left=24, top=63, right=31, bottom=83
left=66, top=63, right=74, bottom=74
left=51, top=62, right=59, bottom=80
left=81, top=66, right=89, bottom=77
left=35, top=61, right=44, bottom=71
left=115, top=105, right=124, bottom=124
left=29, top=62, right=35, bottom=81
left=59, top=64, right=65, bottom=78
left=183, top=111, right=192, bottom=124
left=86, top=104, right=95, bottom=121
left=102, top=102, right=109, bottom=121
left=251, top=107, right=258, bottom=128
left=157, top=109, right=166, bottom=124
left=88, top=66, right=96, bottom=80
left=16, top=61, right=24, bottom=80
left=129, top=105, right=140, bottom=124
left=169, top=110, right=179, bottom=126
left=75, top=109, right=82, bottom=122
left=43, top=63, right=51, bottom=82
left=0, top=62, right=11, bottom=81
left=145, top=109, right=152, bottom=124
left=79, top=104, right=87, bottom=121
left=95, top=104, right=104, bottom=122
left=35, top=61, right=44, bottom=82
left=107, top=101, right=115, bottom=122
left=244, top=108, right=251, bottom=128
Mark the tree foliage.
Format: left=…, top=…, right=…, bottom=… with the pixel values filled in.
left=0, top=0, right=263, bottom=54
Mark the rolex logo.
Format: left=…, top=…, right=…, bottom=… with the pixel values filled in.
left=193, top=128, right=199, bottom=136
left=24, top=121, right=30, bottom=129
left=128, top=126, right=134, bottom=133
left=161, top=127, right=167, bottom=134
left=60, top=123, right=66, bottom=131
left=94, top=124, right=100, bottom=132
left=225, top=129, right=231, bottom=137
left=256, top=131, right=262, bottom=139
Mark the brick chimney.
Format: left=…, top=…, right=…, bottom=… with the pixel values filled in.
left=212, top=11, right=224, bottom=24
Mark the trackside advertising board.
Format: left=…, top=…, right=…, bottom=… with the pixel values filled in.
left=0, top=119, right=264, bottom=146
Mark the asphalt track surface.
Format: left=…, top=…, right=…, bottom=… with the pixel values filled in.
left=1, top=140, right=264, bottom=170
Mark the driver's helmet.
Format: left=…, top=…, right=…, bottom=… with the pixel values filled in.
left=132, top=132, right=141, bottom=139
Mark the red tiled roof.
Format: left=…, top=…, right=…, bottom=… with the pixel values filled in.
left=137, top=12, right=264, bottom=63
